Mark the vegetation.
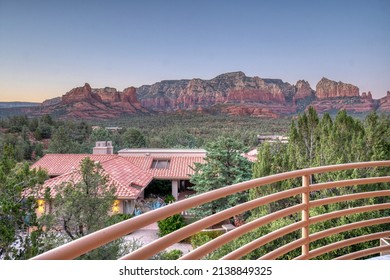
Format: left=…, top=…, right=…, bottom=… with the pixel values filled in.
left=49, top=158, right=117, bottom=240
left=164, top=194, right=176, bottom=204
left=157, top=214, right=186, bottom=237
left=1, top=109, right=389, bottom=259
left=157, top=249, right=183, bottom=260
left=189, top=137, right=253, bottom=219
left=0, top=113, right=291, bottom=163
left=41, top=157, right=125, bottom=259
left=204, top=109, right=390, bottom=260
left=0, top=145, right=48, bottom=259
left=101, top=112, right=290, bottom=148
left=190, top=230, right=224, bottom=249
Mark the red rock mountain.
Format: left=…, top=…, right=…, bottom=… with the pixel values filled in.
left=316, top=78, right=359, bottom=99
left=136, top=72, right=297, bottom=116
left=39, top=83, right=146, bottom=119
left=378, top=91, right=390, bottom=112
left=38, top=72, right=389, bottom=119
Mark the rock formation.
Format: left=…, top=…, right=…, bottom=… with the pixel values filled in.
left=38, top=83, right=147, bottom=119
left=316, top=78, right=359, bottom=99
left=294, top=80, right=315, bottom=101
left=42, top=96, right=62, bottom=107
left=136, top=72, right=297, bottom=115
left=33, top=72, right=389, bottom=119
left=378, top=91, right=390, bottom=111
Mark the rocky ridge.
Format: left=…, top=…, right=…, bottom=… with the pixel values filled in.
left=136, top=72, right=297, bottom=115
left=39, top=83, right=146, bottom=119
left=378, top=91, right=390, bottom=112
left=316, top=77, right=359, bottom=99
left=37, top=72, right=389, bottom=119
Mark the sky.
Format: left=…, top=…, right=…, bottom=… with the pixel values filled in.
left=0, top=0, right=389, bottom=102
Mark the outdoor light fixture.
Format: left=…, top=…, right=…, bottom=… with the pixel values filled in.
left=112, top=200, right=120, bottom=213
left=37, top=199, right=45, bottom=214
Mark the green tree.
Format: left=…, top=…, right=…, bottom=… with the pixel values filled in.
left=163, top=126, right=197, bottom=148
left=122, top=128, right=147, bottom=148
left=52, top=157, right=116, bottom=239
left=48, top=121, right=92, bottom=154
left=0, top=144, right=48, bottom=259
left=247, top=108, right=390, bottom=260
left=89, top=128, right=112, bottom=143
left=47, top=157, right=124, bottom=259
left=365, top=111, right=390, bottom=161
left=294, top=106, right=319, bottom=166
left=7, top=115, right=29, bottom=133
left=189, top=137, right=252, bottom=219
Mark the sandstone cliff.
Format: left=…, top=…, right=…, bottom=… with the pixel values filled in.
left=378, top=91, right=390, bottom=111
left=35, top=72, right=388, bottom=119
left=42, top=96, right=62, bottom=107
left=39, top=83, right=146, bottom=119
left=316, top=78, right=359, bottom=99
left=136, top=71, right=297, bottom=115
left=294, top=80, right=315, bottom=101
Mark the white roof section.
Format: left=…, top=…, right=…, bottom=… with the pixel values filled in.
left=118, top=148, right=207, bottom=157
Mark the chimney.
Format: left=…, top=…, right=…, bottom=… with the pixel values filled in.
left=93, top=141, right=114, bottom=154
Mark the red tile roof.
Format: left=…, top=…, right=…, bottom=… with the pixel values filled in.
left=101, top=157, right=153, bottom=190
left=36, top=157, right=153, bottom=199
left=123, top=156, right=205, bottom=179
left=30, top=154, right=117, bottom=176
left=33, top=154, right=206, bottom=180
left=31, top=153, right=206, bottom=199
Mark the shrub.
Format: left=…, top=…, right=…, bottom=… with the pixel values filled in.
left=107, top=213, right=133, bottom=226
left=164, top=194, right=176, bottom=204
left=157, top=214, right=186, bottom=237
left=190, top=230, right=223, bottom=249
left=159, top=249, right=183, bottom=260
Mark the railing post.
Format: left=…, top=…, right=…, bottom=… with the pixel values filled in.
left=301, top=174, right=310, bottom=258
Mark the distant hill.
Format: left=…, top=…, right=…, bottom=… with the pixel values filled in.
left=0, top=102, right=41, bottom=118
left=0, top=102, right=40, bottom=108
left=4, top=72, right=390, bottom=120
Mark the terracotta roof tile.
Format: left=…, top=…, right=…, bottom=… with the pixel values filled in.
left=31, top=154, right=117, bottom=176
left=31, top=153, right=206, bottom=198
left=100, top=157, right=153, bottom=190
left=123, top=156, right=205, bottom=179
left=33, top=155, right=153, bottom=199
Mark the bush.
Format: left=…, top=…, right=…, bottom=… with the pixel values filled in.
left=107, top=213, right=133, bottom=226
left=159, top=249, right=183, bottom=260
left=190, top=230, right=223, bottom=249
left=158, top=214, right=186, bottom=237
left=164, top=194, right=176, bottom=204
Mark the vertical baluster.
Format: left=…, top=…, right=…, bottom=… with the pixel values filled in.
left=301, top=174, right=310, bottom=258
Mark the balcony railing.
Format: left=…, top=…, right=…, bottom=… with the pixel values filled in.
left=31, top=161, right=390, bottom=260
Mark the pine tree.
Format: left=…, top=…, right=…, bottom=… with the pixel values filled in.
left=189, top=137, right=252, bottom=219
left=0, top=144, right=48, bottom=259
left=52, top=157, right=116, bottom=239
left=248, top=108, right=390, bottom=259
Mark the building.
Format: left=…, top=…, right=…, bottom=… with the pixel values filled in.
left=257, top=135, right=289, bottom=144
left=93, top=141, right=114, bottom=154
left=31, top=141, right=206, bottom=216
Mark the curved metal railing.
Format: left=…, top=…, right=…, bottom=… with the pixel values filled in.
left=31, top=161, right=390, bottom=260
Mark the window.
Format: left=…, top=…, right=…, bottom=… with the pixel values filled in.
left=151, top=159, right=170, bottom=169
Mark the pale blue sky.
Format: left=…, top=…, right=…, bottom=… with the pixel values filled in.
left=0, top=0, right=389, bottom=101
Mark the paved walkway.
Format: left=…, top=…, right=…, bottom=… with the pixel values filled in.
left=124, top=223, right=193, bottom=256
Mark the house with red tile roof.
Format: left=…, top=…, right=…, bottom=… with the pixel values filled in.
left=31, top=142, right=206, bottom=216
